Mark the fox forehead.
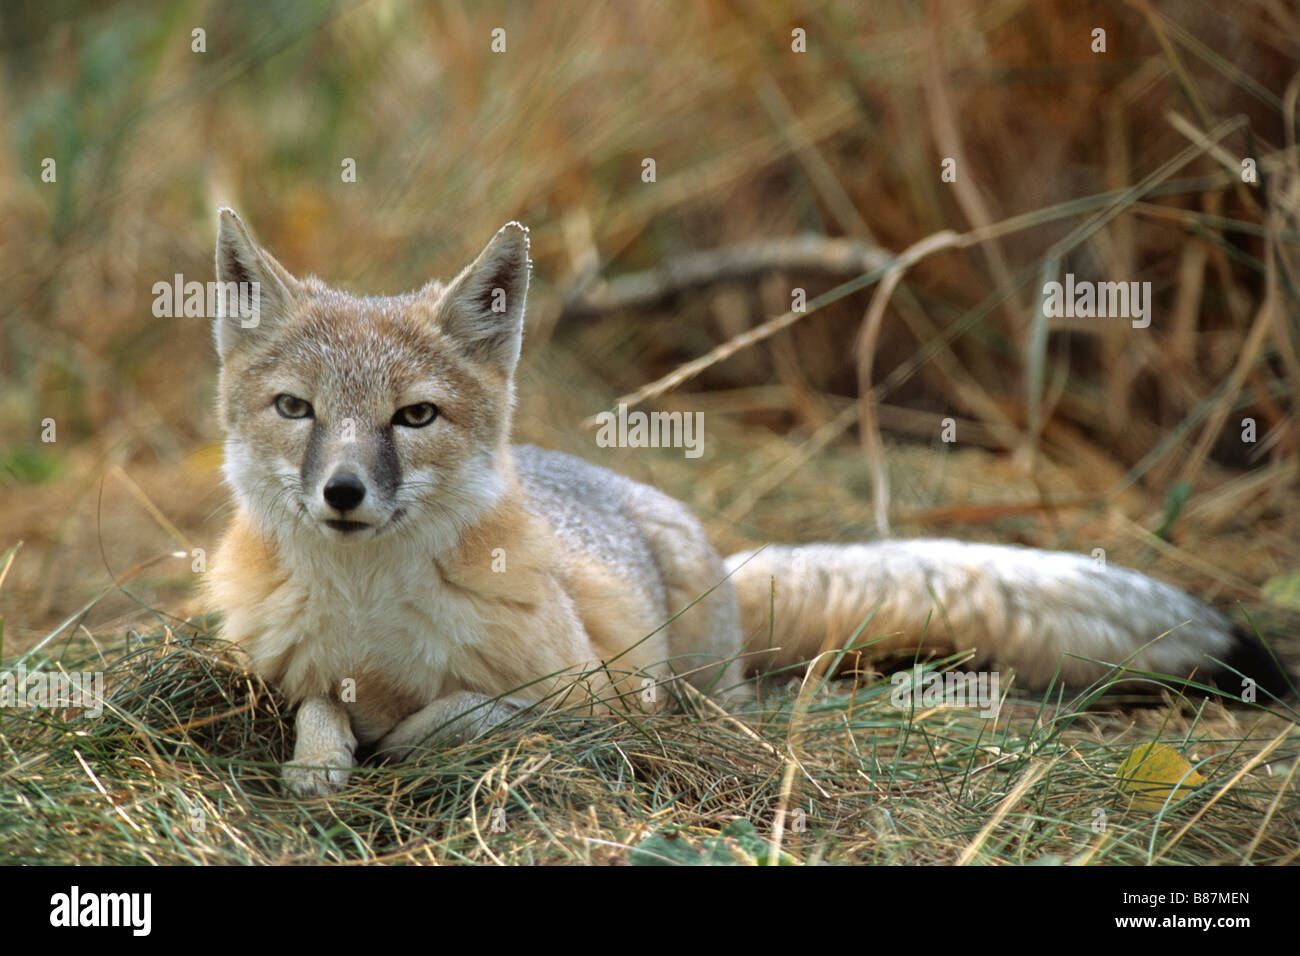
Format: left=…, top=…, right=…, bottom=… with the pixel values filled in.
left=219, top=285, right=507, bottom=431
left=257, top=285, right=437, bottom=378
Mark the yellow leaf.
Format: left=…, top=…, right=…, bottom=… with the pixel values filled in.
left=1262, top=571, right=1300, bottom=611
left=1117, top=743, right=1205, bottom=811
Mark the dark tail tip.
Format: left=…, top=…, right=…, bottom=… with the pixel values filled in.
left=1207, top=626, right=1297, bottom=701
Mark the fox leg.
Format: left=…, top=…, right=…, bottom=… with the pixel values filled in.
left=623, top=491, right=753, bottom=705
left=283, top=695, right=357, bottom=797
left=373, top=691, right=527, bottom=761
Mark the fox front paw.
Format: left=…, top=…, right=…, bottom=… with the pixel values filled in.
left=283, top=750, right=355, bottom=796
left=375, top=693, right=524, bottom=762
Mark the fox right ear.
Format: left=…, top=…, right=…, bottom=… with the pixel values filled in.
left=434, top=222, right=531, bottom=375
left=213, top=208, right=299, bottom=359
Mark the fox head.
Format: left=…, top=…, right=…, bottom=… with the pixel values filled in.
left=212, top=208, right=530, bottom=551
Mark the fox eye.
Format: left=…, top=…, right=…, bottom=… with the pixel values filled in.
left=274, top=394, right=313, bottom=420
left=393, top=403, right=438, bottom=428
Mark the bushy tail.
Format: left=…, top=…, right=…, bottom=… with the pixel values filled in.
left=725, top=540, right=1295, bottom=698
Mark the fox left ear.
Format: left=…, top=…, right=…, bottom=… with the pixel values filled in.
left=435, top=222, right=530, bottom=374
left=213, top=207, right=301, bottom=360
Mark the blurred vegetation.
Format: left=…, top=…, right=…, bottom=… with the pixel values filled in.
left=0, top=0, right=1297, bottom=652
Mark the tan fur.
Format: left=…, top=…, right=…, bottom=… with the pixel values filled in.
left=205, top=210, right=697, bottom=793
left=205, top=209, right=1288, bottom=796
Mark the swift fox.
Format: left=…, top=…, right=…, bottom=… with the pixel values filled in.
left=205, top=209, right=1293, bottom=796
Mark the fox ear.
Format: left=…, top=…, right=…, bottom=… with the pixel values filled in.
left=435, top=222, right=530, bottom=374
left=213, top=208, right=299, bottom=359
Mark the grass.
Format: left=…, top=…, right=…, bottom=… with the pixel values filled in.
left=3, top=624, right=1296, bottom=866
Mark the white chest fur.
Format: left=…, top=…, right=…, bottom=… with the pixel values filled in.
left=247, top=533, right=488, bottom=743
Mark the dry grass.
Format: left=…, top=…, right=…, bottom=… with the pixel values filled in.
left=2, top=627, right=1297, bottom=866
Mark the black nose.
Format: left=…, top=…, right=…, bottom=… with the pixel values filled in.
left=323, top=471, right=366, bottom=512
